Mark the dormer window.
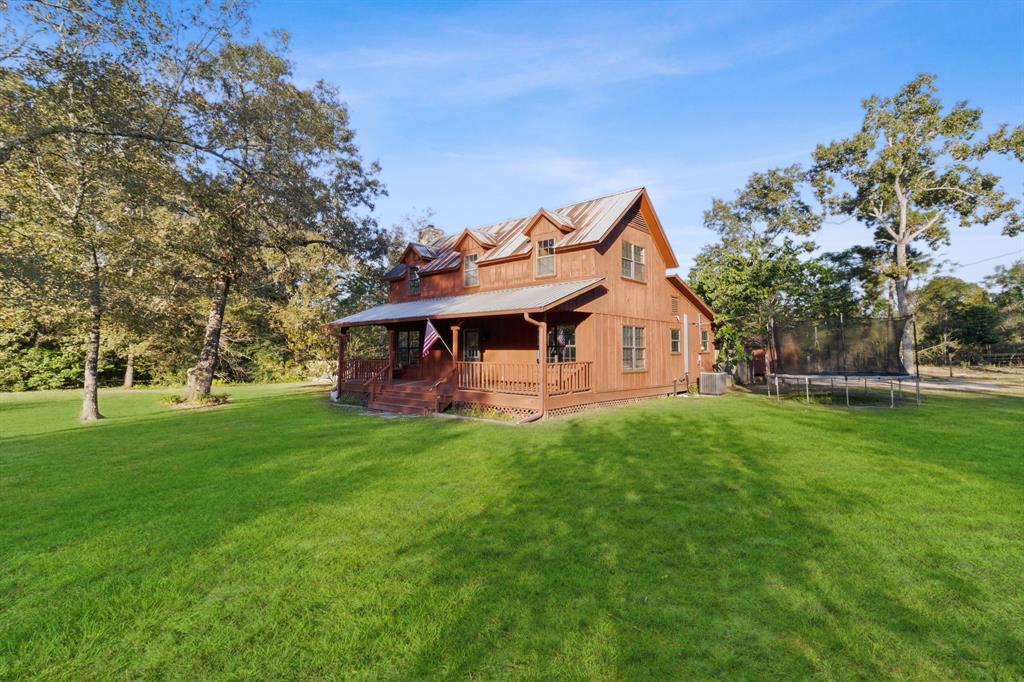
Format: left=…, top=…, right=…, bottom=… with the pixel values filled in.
left=463, top=253, right=479, bottom=286
left=621, top=242, right=646, bottom=281
left=536, top=239, right=555, bottom=277
left=408, top=266, right=420, bottom=295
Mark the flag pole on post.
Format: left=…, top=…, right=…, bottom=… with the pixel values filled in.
left=422, top=319, right=453, bottom=357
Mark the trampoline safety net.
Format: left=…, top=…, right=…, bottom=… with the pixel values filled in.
left=770, top=316, right=911, bottom=376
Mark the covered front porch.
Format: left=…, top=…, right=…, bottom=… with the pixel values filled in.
left=325, top=278, right=605, bottom=418
left=333, top=313, right=593, bottom=417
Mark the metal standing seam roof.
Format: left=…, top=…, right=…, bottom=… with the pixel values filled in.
left=407, top=243, right=438, bottom=259
left=413, top=188, right=645, bottom=274
left=382, top=263, right=408, bottom=281
left=329, top=277, right=605, bottom=327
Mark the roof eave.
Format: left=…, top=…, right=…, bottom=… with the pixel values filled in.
left=326, top=278, right=606, bottom=329
left=667, top=274, right=714, bottom=319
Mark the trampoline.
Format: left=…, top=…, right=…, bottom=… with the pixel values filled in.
left=766, top=315, right=921, bottom=407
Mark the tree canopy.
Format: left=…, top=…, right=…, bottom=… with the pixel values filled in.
left=0, top=0, right=391, bottom=415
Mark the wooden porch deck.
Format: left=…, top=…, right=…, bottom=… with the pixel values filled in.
left=338, top=358, right=594, bottom=417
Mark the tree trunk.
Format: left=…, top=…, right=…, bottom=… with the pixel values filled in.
left=893, top=241, right=916, bottom=374
left=187, top=274, right=230, bottom=401
left=123, top=353, right=135, bottom=389
left=81, top=278, right=103, bottom=421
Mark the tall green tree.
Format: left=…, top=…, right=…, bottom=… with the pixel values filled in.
left=914, top=276, right=1000, bottom=366
left=0, top=53, right=180, bottom=418
left=689, top=166, right=857, bottom=363
left=985, top=260, right=1024, bottom=347
left=810, top=74, right=1023, bottom=369
left=177, top=39, right=386, bottom=400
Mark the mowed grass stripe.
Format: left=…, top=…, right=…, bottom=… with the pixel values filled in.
left=1, top=384, right=1021, bottom=679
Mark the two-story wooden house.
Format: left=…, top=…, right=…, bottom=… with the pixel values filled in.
left=326, top=187, right=714, bottom=419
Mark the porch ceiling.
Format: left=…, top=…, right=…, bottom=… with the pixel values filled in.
left=328, top=277, right=604, bottom=328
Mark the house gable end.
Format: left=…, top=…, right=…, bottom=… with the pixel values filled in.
left=584, top=191, right=678, bottom=268
left=667, top=274, right=714, bottom=319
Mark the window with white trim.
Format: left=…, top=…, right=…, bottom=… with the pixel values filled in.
left=463, top=253, right=479, bottom=286
left=536, top=239, right=555, bottom=277
left=621, top=242, right=646, bottom=281
left=701, top=329, right=710, bottom=353
left=622, top=326, right=646, bottom=371
left=671, top=329, right=681, bottom=354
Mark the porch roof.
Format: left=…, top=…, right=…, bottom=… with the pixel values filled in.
left=328, top=277, right=605, bottom=328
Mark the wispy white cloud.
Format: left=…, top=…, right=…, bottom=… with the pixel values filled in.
left=293, top=2, right=882, bottom=104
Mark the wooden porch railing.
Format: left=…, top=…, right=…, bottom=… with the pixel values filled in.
left=342, top=358, right=389, bottom=383
left=547, top=361, right=592, bottom=396
left=455, top=361, right=592, bottom=395
left=456, top=361, right=538, bottom=395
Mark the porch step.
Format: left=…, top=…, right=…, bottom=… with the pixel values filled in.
left=367, top=397, right=435, bottom=416
left=382, top=383, right=437, bottom=396
left=372, top=394, right=437, bottom=408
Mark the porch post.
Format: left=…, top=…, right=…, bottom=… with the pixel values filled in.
left=538, top=317, right=548, bottom=413
left=451, top=323, right=461, bottom=361
left=336, top=331, right=346, bottom=394
left=387, top=328, right=395, bottom=384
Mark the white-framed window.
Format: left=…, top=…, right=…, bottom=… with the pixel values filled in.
left=622, top=325, right=646, bottom=371
left=536, top=239, right=555, bottom=277
left=462, top=328, right=481, bottom=362
left=547, top=324, right=577, bottom=363
left=408, top=266, right=420, bottom=295
left=397, top=330, right=420, bottom=367
left=700, top=329, right=710, bottom=353
left=463, top=253, right=479, bottom=286
left=671, top=329, right=681, bottom=354
left=621, top=242, right=646, bottom=281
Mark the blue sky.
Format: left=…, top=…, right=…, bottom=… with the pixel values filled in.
left=250, top=0, right=1023, bottom=283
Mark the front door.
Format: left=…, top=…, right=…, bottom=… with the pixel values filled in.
left=396, top=329, right=421, bottom=379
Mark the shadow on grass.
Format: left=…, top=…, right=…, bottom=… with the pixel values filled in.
left=2, top=389, right=1021, bottom=678
left=369, top=401, right=1023, bottom=678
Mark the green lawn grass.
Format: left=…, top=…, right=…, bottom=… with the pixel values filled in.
left=2, top=384, right=1022, bottom=680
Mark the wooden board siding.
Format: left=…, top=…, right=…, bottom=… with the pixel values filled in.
left=363, top=191, right=713, bottom=413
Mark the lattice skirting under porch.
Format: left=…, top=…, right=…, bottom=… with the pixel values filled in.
left=545, top=393, right=668, bottom=418
left=449, top=401, right=535, bottom=421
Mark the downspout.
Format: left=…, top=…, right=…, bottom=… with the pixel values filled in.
left=522, top=311, right=547, bottom=421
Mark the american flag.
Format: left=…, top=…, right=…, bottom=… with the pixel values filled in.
left=422, top=319, right=441, bottom=357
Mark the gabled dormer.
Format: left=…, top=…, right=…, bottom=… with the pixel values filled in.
left=522, top=208, right=575, bottom=236
left=383, top=241, right=438, bottom=299
left=453, top=228, right=497, bottom=251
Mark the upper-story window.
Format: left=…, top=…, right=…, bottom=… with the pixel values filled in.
left=621, top=242, right=646, bottom=281
left=408, top=266, right=420, bottom=295
left=463, top=253, right=479, bottom=286
left=536, top=239, right=555, bottom=277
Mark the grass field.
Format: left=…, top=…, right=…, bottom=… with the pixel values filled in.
left=2, top=384, right=1022, bottom=680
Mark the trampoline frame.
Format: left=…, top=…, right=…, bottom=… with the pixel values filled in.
left=766, top=372, right=921, bottom=408
left=766, top=315, right=922, bottom=408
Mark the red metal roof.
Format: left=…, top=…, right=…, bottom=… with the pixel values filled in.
left=413, top=188, right=647, bottom=276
